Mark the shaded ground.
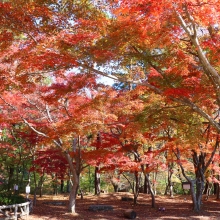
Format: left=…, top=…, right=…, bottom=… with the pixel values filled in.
left=18, top=193, right=220, bottom=219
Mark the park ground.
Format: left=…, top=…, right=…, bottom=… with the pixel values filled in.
left=23, top=193, right=220, bottom=220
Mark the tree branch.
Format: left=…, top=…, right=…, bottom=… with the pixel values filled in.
left=175, top=7, right=220, bottom=106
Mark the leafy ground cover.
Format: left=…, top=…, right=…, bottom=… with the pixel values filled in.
left=0, top=192, right=26, bottom=205
left=24, top=193, right=220, bottom=220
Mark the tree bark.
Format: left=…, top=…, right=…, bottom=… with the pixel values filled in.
left=68, top=169, right=79, bottom=213
left=145, top=173, right=155, bottom=208
left=95, top=166, right=101, bottom=195
left=168, top=164, right=174, bottom=198
left=203, top=181, right=209, bottom=195
left=95, top=133, right=101, bottom=195
left=189, top=179, right=205, bottom=212
left=174, top=138, right=219, bottom=212
left=113, top=184, right=119, bottom=192
left=216, top=184, right=220, bottom=200
left=66, top=180, right=70, bottom=193
left=133, top=171, right=140, bottom=205
left=7, top=166, right=14, bottom=192
left=60, top=179, right=64, bottom=193
left=139, top=148, right=155, bottom=208
left=214, top=183, right=217, bottom=194
left=64, top=147, right=81, bottom=213
left=143, top=174, right=149, bottom=194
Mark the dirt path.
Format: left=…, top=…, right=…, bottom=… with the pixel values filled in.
left=14, top=193, right=220, bottom=219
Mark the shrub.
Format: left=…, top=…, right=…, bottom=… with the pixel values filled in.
left=0, top=192, right=26, bottom=205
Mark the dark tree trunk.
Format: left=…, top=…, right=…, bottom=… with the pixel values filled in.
left=164, top=184, right=169, bottom=195
left=143, top=174, right=149, bottom=194
left=95, top=166, right=101, bottom=195
left=184, top=151, right=206, bottom=212
left=175, top=138, right=219, bottom=213
left=95, top=133, right=101, bottom=195
left=19, top=163, right=26, bottom=193
left=178, top=150, right=211, bottom=211
left=38, top=174, right=44, bottom=197
left=66, top=180, right=70, bottom=193
left=52, top=173, right=58, bottom=195
left=214, top=183, right=217, bottom=194
left=189, top=179, right=205, bottom=212
left=216, top=184, right=220, bottom=199
left=88, top=166, right=92, bottom=193
left=61, top=179, right=64, bottom=193
left=205, top=182, right=213, bottom=200
left=113, top=184, right=119, bottom=192
left=7, top=166, right=14, bottom=192
left=203, top=181, right=209, bottom=194
left=133, top=172, right=140, bottom=205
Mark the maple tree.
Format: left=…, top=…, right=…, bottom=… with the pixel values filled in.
left=83, top=89, right=163, bottom=207
left=1, top=0, right=220, bottom=214
left=0, top=70, right=104, bottom=213
left=138, top=96, right=220, bottom=211
left=29, top=148, right=68, bottom=196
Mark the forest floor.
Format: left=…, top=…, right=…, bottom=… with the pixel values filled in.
left=14, top=193, right=220, bottom=219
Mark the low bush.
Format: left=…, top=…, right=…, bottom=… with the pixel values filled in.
left=0, top=192, right=26, bottom=205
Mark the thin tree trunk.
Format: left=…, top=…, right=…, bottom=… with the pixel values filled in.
left=66, top=180, right=70, bottom=193
left=217, top=150, right=220, bottom=199
left=138, top=148, right=155, bottom=208
left=110, top=173, right=120, bottom=193
left=113, top=184, right=119, bottom=192
left=133, top=172, right=139, bottom=205
left=61, top=179, right=64, bottom=193
left=214, top=183, right=217, bottom=194
left=164, top=184, right=169, bottom=195
left=143, top=174, right=149, bottom=194
left=145, top=173, right=155, bottom=208
left=65, top=153, right=80, bottom=213
left=203, top=181, right=209, bottom=195
left=170, top=184, right=174, bottom=198
left=7, top=166, right=14, bottom=192
left=95, top=166, right=101, bottom=195
left=33, top=171, right=37, bottom=206
left=39, top=175, right=44, bottom=197
left=174, top=139, right=219, bottom=212
left=216, top=184, right=220, bottom=200
left=64, top=136, right=82, bottom=213
left=68, top=169, right=79, bottom=213
left=95, top=133, right=101, bottom=195
left=88, top=166, right=91, bottom=193
left=153, top=172, right=157, bottom=196
left=164, top=163, right=174, bottom=197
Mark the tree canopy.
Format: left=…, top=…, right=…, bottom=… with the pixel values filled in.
left=1, top=0, right=220, bottom=213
